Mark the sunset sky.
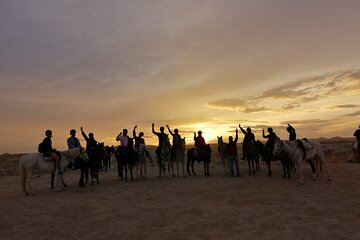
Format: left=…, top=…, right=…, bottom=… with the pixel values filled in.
left=1, top=0, right=360, bottom=153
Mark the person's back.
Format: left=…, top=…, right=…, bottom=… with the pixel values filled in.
left=194, top=131, right=206, bottom=148
left=81, top=127, right=98, bottom=157
left=152, top=123, right=168, bottom=161
left=41, top=130, right=62, bottom=175
left=263, top=128, right=277, bottom=155
left=287, top=124, right=296, bottom=141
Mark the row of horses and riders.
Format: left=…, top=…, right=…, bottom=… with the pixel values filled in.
left=21, top=123, right=360, bottom=195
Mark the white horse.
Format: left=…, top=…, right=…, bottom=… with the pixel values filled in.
left=136, top=143, right=148, bottom=179
left=171, top=137, right=186, bottom=177
left=159, top=136, right=172, bottom=178
left=273, top=137, right=331, bottom=184
left=20, top=147, right=82, bottom=195
left=352, top=141, right=359, bottom=162
left=217, top=136, right=229, bottom=175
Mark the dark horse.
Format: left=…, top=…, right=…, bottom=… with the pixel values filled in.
left=243, top=142, right=256, bottom=175
left=115, top=138, right=136, bottom=181
left=50, top=145, right=104, bottom=188
left=257, top=141, right=295, bottom=178
left=187, top=144, right=212, bottom=176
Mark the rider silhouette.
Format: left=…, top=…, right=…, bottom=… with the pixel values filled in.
left=239, top=124, right=255, bottom=160
left=166, top=125, right=181, bottom=158
left=116, top=129, right=129, bottom=156
left=194, top=131, right=206, bottom=157
left=287, top=124, right=296, bottom=141
left=133, top=125, right=151, bottom=160
left=152, top=123, right=168, bottom=163
left=67, top=129, right=82, bottom=170
left=41, top=129, right=61, bottom=175
left=262, top=127, right=277, bottom=156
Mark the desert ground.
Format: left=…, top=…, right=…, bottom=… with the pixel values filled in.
left=0, top=139, right=359, bottom=240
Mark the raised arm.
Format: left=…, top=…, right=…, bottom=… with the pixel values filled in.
left=262, top=129, right=267, bottom=138
left=239, top=124, right=247, bottom=135
left=115, top=132, right=122, bottom=141
left=80, top=127, right=89, bottom=141
left=234, top=128, right=239, bottom=142
left=133, top=125, right=137, bottom=138
left=152, top=123, right=158, bottom=135
left=166, top=125, right=174, bottom=136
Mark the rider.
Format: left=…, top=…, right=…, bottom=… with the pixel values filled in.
left=354, top=125, right=360, bottom=157
left=116, top=129, right=129, bottom=156
left=166, top=125, right=181, bottom=158
left=133, top=125, right=151, bottom=160
left=262, top=127, right=277, bottom=156
left=287, top=124, right=296, bottom=141
left=194, top=130, right=206, bottom=156
left=239, top=124, right=255, bottom=160
left=41, top=129, right=62, bottom=175
left=67, top=129, right=82, bottom=170
left=228, top=128, right=240, bottom=177
left=152, top=123, right=168, bottom=163
left=81, top=126, right=98, bottom=164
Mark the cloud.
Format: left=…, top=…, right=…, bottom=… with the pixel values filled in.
left=207, top=68, right=360, bottom=113
left=330, top=104, right=359, bottom=109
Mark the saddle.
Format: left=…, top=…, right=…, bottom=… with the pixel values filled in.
left=297, top=138, right=316, bottom=160
left=41, top=154, right=54, bottom=162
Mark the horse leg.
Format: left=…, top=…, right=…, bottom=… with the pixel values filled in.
left=187, top=158, right=191, bottom=176
left=129, top=163, right=134, bottom=181
left=181, top=159, right=185, bottom=177
left=51, top=173, right=55, bottom=189
left=266, top=159, right=272, bottom=176
left=251, top=159, right=255, bottom=175
left=191, top=159, right=196, bottom=175
left=207, top=161, right=210, bottom=176
left=79, top=167, right=85, bottom=187
left=203, top=161, right=207, bottom=176
left=247, top=159, right=251, bottom=175
left=298, top=160, right=304, bottom=185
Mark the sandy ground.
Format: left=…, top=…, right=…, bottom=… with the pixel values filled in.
left=1, top=157, right=360, bottom=240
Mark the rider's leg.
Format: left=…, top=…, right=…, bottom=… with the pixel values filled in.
left=51, top=152, right=61, bottom=174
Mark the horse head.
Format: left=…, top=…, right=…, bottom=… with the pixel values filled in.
left=273, top=137, right=282, bottom=157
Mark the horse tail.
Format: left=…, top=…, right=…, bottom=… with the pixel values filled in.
left=19, top=159, right=27, bottom=193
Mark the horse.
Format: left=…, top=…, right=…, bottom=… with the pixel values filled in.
left=103, top=145, right=115, bottom=171
left=187, top=144, right=212, bottom=176
left=256, top=140, right=294, bottom=178
left=217, top=136, right=229, bottom=175
left=352, top=141, right=359, bottom=162
left=243, top=142, right=256, bottom=175
left=115, top=137, right=136, bottom=181
left=89, top=143, right=106, bottom=185
left=20, top=147, right=82, bottom=195
left=170, top=137, right=186, bottom=177
left=136, top=143, right=149, bottom=179
left=158, top=136, right=172, bottom=178
left=273, top=137, right=332, bottom=184
left=254, top=140, right=263, bottom=171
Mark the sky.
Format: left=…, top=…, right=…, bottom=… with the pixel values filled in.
left=1, top=0, right=360, bottom=153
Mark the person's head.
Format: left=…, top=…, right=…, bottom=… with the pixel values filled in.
left=70, top=129, right=76, bottom=136
left=267, top=127, right=273, bottom=133
left=174, top=128, right=179, bottom=134
left=198, top=130, right=202, bottom=136
left=160, top=126, right=165, bottom=133
left=246, top=127, right=251, bottom=133
left=229, top=136, right=233, bottom=141
left=45, top=129, right=52, bottom=137
left=89, top=132, right=94, bottom=138
left=123, top=129, right=128, bottom=135
left=139, top=132, right=144, bottom=137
